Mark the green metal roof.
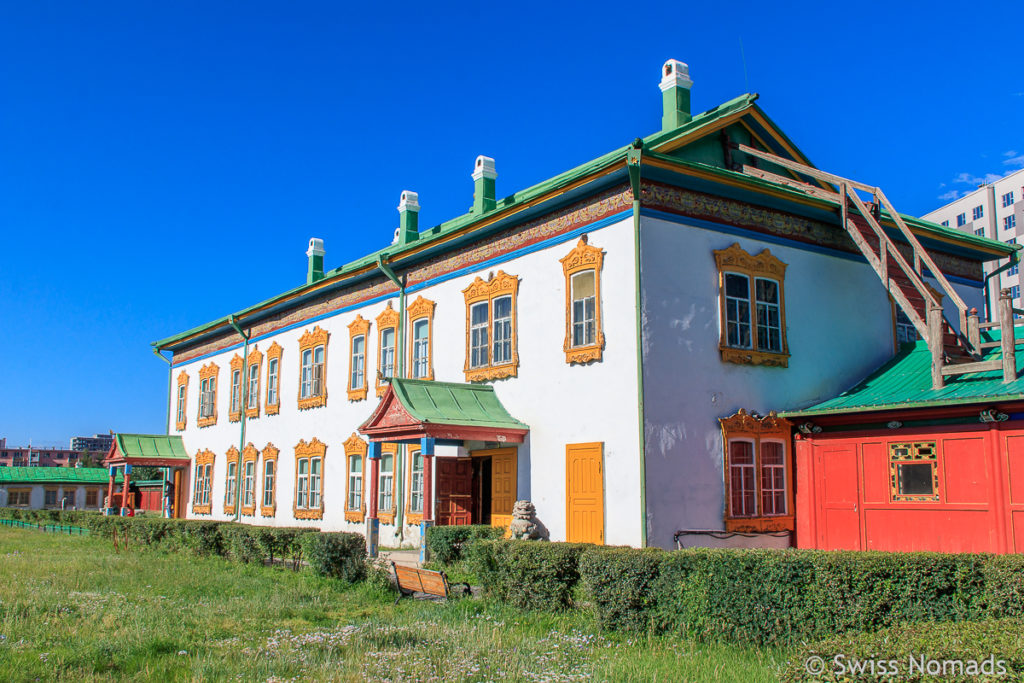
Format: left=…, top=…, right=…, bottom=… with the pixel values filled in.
left=0, top=467, right=121, bottom=485
left=113, top=434, right=190, bottom=461
left=387, top=378, right=528, bottom=430
left=781, top=328, right=1024, bottom=417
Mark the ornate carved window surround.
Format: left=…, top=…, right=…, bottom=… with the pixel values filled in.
left=462, top=270, right=520, bottom=381
left=197, top=363, right=219, bottom=428
left=343, top=433, right=367, bottom=523
left=192, top=449, right=215, bottom=515
left=224, top=445, right=240, bottom=515
left=245, top=347, right=263, bottom=419
left=376, top=303, right=400, bottom=397
left=175, top=371, right=189, bottom=432
left=260, top=443, right=279, bottom=517
left=888, top=442, right=941, bottom=503
left=297, top=327, right=329, bottom=410
left=377, top=443, right=398, bottom=525
left=713, top=243, right=790, bottom=368
left=240, top=443, right=259, bottom=516
left=265, top=342, right=283, bottom=416
left=560, top=236, right=605, bottom=364
left=407, top=296, right=436, bottom=381
left=228, top=354, right=244, bottom=423
left=405, top=446, right=423, bottom=525
left=719, top=409, right=794, bottom=532
left=293, top=438, right=326, bottom=520
left=347, top=315, right=371, bottom=401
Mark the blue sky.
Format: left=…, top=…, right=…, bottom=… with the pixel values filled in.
left=1, top=1, right=1021, bottom=446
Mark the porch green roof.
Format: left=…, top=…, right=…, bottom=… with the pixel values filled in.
left=113, top=434, right=190, bottom=461
left=0, top=467, right=120, bottom=485
left=387, top=378, right=528, bottom=430
left=781, top=328, right=1024, bottom=417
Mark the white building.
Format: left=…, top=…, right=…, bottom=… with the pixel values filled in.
left=153, top=60, right=1011, bottom=551
left=922, top=168, right=1024, bottom=318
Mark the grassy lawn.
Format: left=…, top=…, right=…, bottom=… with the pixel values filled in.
left=0, top=527, right=790, bottom=681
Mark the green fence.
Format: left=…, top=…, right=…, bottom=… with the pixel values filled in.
left=0, top=518, right=88, bottom=535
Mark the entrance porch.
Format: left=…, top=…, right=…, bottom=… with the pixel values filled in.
left=358, top=378, right=529, bottom=560
left=102, top=434, right=191, bottom=517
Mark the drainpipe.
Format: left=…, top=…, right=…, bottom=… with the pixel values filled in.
left=375, top=255, right=407, bottom=536
left=627, top=138, right=648, bottom=547
left=228, top=315, right=250, bottom=522
left=153, top=349, right=173, bottom=435
left=984, top=249, right=1020, bottom=322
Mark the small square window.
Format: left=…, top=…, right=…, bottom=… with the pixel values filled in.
left=1012, top=285, right=1020, bottom=300
left=889, top=442, right=939, bottom=502
left=896, top=463, right=934, bottom=495
left=1005, top=215, right=1017, bottom=231
left=975, top=227, right=985, bottom=237
left=956, top=213, right=967, bottom=227
left=940, top=220, right=949, bottom=227
left=1003, top=192, right=1015, bottom=208
left=973, top=205, right=984, bottom=220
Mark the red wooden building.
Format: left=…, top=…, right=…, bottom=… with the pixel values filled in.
left=782, top=331, right=1024, bottom=554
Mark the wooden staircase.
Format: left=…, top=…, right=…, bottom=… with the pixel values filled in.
left=736, top=144, right=1019, bottom=389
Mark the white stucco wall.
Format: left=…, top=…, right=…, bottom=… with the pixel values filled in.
left=639, top=214, right=986, bottom=549
left=171, top=214, right=643, bottom=546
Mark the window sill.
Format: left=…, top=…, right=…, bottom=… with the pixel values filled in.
left=379, top=510, right=396, bottom=525
left=347, top=386, right=368, bottom=401
left=197, top=415, right=217, bottom=428
left=890, top=494, right=940, bottom=503
left=245, top=407, right=260, bottom=419
left=406, top=512, right=423, bottom=525
left=240, top=504, right=256, bottom=516
left=344, top=508, right=365, bottom=523
left=223, top=503, right=236, bottom=516
left=266, top=403, right=280, bottom=416
left=465, top=363, right=518, bottom=382
left=375, top=383, right=389, bottom=398
left=192, top=504, right=212, bottom=515
left=720, top=346, right=790, bottom=368
left=229, top=412, right=241, bottom=423
left=565, top=343, right=603, bottom=365
left=297, top=394, right=327, bottom=411
left=294, top=507, right=323, bottom=520
left=175, top=419, right=186, bottom=431
left=260, top=504, right=276, bottom=517
left=724, top=515, right=794, bottom=533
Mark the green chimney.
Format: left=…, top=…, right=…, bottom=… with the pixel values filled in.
left=660, top=59, right=693, bottom=131
left=472, top=155, right=497, bottom=214
left=397, top=191, right=420, bottom=245
left=306, top=238, right=325, bottom=284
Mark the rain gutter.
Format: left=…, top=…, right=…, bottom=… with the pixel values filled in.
left=228, top=314, right=250, bottom=522
left=375, top=255, right=407, bottom=535
left=627, top=139, right=648, bottom=547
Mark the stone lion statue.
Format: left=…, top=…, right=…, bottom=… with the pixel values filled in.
left=509, top=500, right=540, bottom=540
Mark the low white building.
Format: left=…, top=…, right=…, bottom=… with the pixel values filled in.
left=153, top=60, right=1012, bottom=550
left=0, top=467, right=113, bottom=511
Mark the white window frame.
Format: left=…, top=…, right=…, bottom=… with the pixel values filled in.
left=347, top=454, right=362, bottom=511
left=379, top=452, right=394, bottom=512
left=262, top=460, right=275, bottom=508
left=570, top=270, right=597, bottom=349
left=379, top=328, right=395, bottom=379
left=351, top=334, right=365, bottom=390
left=267, top=358, right=279, bottom=406
left=412, top=319, right=430, bottom=379
left=247, top=364, right=259, bottom=410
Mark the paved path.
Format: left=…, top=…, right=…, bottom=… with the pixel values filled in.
left=379, top=549, right=420, bottom=567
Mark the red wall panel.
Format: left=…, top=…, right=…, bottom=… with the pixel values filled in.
left=1007, top=436, right=1024, bottom=506
left=864, top=509, right=995, bottom=553
left=942, top=436, right=990, bottom=505
left=860, top=441, right=889, bottom=504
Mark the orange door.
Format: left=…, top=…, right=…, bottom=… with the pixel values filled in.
left=489, top=449, right=517, bottom=531
left=566, top=443, right=604, bottom=544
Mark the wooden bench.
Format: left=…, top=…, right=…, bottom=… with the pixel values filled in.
left=391, top=562, right=470, bottom=603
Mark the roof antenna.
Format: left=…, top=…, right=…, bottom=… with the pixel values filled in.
left=739, top=37, right=750, bottom=93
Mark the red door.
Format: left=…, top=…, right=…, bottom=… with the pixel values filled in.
left=816, top=445, right=862, bottom=550
left=436, top=458, right=473, bottom=526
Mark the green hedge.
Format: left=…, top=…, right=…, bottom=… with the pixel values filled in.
left=578, top=547, right=1024, bottom=646
left=426, top=524, right=505, bottom=564
left=301, top=532, right=366, bottom=582
left=0, top=508, right=103, bottom=526
left=782, top=618, right=1024, bottom=682
left=469, top=539, right=590, bottom=611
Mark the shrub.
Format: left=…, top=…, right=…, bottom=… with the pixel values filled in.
left=782, top=618, right=1024, bottom=682
left=580, top=546, right=667, bottom=631
left=471, top=540, right=591, bottom=611
left=982, top=554, right=1024, bottom=618
left=426, top=524, right=505, bottom=565
left=301, top=532, right=366, bottom=582
left=220, top=524, right=265, bottom=564
left=250, top=526, right=310, bottom=567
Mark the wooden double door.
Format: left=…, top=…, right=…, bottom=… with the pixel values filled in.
left=436, top=448, right=516, bottom=529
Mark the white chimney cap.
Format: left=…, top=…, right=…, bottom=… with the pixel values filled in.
left=306, top=237, right=325, bottom=257
left=472, top=155, right=497, bottom=181
left=398, top=190, right=421, bottom=213
left=659, top=59, right=693, bottom=92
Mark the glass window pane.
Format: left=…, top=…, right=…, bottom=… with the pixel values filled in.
left=725, top=273, right=749, bottom=298
left=898, top=463, right=934, bottom=495
left=572, top=271, right=595, bottom=299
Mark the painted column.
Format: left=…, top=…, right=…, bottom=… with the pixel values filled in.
left=106, top=467, right=116, bottom=515
left=120, top=464, right=132, bottom=515
left=366, top=441, right=381, bottom=558
left=420, top=437, right=435, bottom=564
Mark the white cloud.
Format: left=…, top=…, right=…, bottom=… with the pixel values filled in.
left=1004, top=150, right=1018, bottom=157
left=952, top=172, right=1003, bottom=185
left=1003, top=155, right=1024, bottom=169
left=938, top=190, right=961, bottom=201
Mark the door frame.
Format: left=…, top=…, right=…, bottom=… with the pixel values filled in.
left=470, top=446, right=517, bottom=529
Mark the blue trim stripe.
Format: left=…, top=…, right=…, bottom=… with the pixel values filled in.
left=640, top=208, right=985, bottom=290
left=172, top=210, right=633, bottom=367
